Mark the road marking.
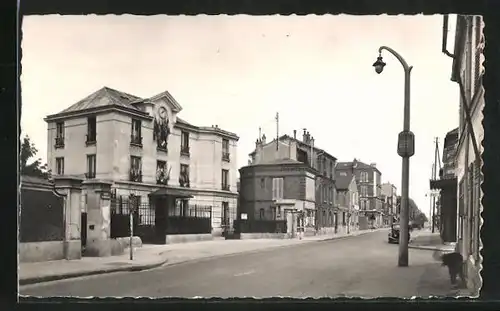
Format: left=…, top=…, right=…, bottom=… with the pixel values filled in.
left=233, top=270, right=255, bottom=277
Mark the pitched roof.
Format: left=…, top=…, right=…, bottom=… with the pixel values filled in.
left=249, top=134, right=337, bottom=161
left=336, top=159, right=381, bottom=174
left=56, top=87, right=143, bottom=115
left=335, top=171, right=354, bottom=190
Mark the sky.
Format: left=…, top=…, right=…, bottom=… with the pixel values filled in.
left=21, top=14, right=460, bottom=218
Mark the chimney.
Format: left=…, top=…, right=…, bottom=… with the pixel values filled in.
left=293, top=129, right=297, bottom=140
left=303, top=129, right=307, bottom=143
left=262, top=134, right=267, bottom=144
left=370, top=163, right=377, bottom=168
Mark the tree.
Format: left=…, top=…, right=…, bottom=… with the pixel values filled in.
left=20, top=135, right=50, bottom=178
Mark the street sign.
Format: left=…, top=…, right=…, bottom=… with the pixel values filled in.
left=397, top=131, right=415, bottom=157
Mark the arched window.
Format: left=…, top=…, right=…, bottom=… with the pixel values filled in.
left=259, top=208, right=265, bottom=220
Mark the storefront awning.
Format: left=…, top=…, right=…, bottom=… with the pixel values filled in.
left=149, top=188, right=193, bottom=199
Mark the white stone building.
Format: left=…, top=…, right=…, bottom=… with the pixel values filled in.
left=44, top=87, right=239, bottom=236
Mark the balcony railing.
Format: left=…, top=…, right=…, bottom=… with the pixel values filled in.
left=54, top=136, right=64, bottom=148
left=222, top=152, right=230, bottom=162
left=179, top=178, right=190, bottom=188
left=86, top=134, right=96, bottom=146
left=84, top=172, right=96, bottom=179
left=130, top=134, right=143, bottom=147
left=180, top=146, right=190, bottom=157
left=129, top=169, right=142, bottom=182
left=221, top=184, right=230, bottom=191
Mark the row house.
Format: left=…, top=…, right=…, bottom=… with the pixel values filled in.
left=44, top=86, right=239, bottom=236
left=247, top=129, right=337, bottom=234
left=430, top=128, right=459, bottom=243
left=334, top=169, right=360, bottom=234
left=336, top=159, right=384, bottom=228
left=442, top=14, right=485, bottom=293
left=238, top=158, right=317, bottom=237
left=381, top=182, right=398, bottom=225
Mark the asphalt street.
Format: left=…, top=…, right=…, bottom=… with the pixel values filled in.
left=20, top=231, right=454, bottom=298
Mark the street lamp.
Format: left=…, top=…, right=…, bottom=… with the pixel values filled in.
left=373, top=46, right=414, bottom=267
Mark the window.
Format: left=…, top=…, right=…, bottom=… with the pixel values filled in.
left=55, top=122, right=65, bottom=148
left=222, top=202, right=230, bottom=226
left=179, top=164, right=190, bottom=187
left=55, top=157, right=64, bottom=175
left=56, top=122, right=64, bottom=138
left=86, top=154, right=96, bottom=179
left=330, top=161, right=334, bottom=178
left=180, top=131, right=190, bottom=155
left=272, top=178, right=284, bottom=200
left=360, top=186, right=367, bottom=197
left=156, top=160, right=167, bottom=185
left=259, top=208, right=265, bottom=220
left=222, top=139, right=230, bottom=161
left=131, top=119, right=142, bottom=146
left=360, top=172, right=368, bottom=182
left=129, top=156, right=142, bottom=182
left=260, top=178, right=265, bottom=189
left=221, top=169, right=230, bottom=190
left=86, top=116, right=97, bottom=144
left=342, top=212, right=346, bottom=226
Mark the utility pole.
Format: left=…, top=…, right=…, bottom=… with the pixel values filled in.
left=432, top=137, right=439, bottom=233
left=275, top=112, right=279, bottom=152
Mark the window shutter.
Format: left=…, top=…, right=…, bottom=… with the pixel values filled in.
left=272, top=178, right=277, bottom=200
left=279, top=178, right=284, bottom=199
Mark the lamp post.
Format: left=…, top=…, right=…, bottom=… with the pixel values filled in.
left=373, top=46, right=414, bottom=267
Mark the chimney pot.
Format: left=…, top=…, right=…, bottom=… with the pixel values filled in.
left=293, top=129, right=297, bottom=139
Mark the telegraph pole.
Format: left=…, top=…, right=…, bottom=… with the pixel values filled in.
left=431, top=137, right=439, bottom=233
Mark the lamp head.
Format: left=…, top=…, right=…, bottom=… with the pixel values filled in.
left=373, top=56, right=386, bottom=74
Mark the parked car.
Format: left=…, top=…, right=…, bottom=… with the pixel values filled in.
left=388, top=224, right=410, bottom=244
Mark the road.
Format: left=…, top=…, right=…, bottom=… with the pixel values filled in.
left=20, top=231, right=455, bottom=298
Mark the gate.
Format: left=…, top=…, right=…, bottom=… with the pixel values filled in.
left=81, top=212, right=87, bottom=252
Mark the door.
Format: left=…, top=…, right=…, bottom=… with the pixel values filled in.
left=81, top=212, right=87, bottom=253
left=154, top=197, right=167, bottom=244
left=222, top=202, right=230, bottom=236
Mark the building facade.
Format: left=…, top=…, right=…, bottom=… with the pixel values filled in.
left=445, top=14, right=484, bottom=293
left=335, top=170, right=360, bottom=233
left=431, top=128, right=459, bottom=243
left=248, top=129, right=337, bottom=232
left=44, top=87, right=239, bottom=236
left=381, top=183, right=398, bottom=225
left=238, top=159, right=317, bottom=236
left=336, top=159, right=384, bottom=227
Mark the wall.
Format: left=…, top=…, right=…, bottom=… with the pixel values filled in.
left=239, top=164, right=312, bottom=218
left=19, top=241, right=65, bottom=263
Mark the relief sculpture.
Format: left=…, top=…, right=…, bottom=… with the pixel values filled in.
left=154, top=106, right=170, bottom=151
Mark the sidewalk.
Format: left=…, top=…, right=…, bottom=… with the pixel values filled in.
left=408, top=228, right=456, bottom=253
left=19, top=228, right=383, bottom=285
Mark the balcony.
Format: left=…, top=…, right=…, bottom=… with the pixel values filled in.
left=222, top=152, right=230, bottom=162
left=86, top=134, right=96, bottom=146
left=180, top=146, right=190, bottom=157
left=157, top=141, right=168, bottom=153
left=130, top=134, right=143, bottom=147
left=221, top=184, right=230, bottom=191
left=129, top=169, right=142, bottom=183
left=84, top=172, right=96, bottom=179
left=179, top=178, right=190, bottom=188
left=54, top=136, right=64, bottom=149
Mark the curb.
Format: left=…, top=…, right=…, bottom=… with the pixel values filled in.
left=19, top=257, right=169, bottom=286
left=408, top=245, right=451, bottom=252
left=20, top=229, right=383, bottom=286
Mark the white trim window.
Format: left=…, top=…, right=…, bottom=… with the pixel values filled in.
left=272, top=177, right=284, bottom=200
